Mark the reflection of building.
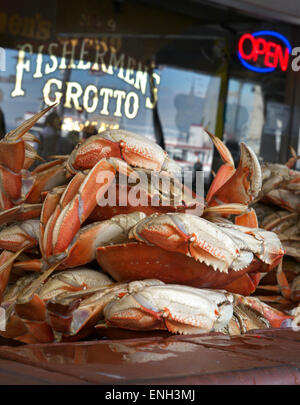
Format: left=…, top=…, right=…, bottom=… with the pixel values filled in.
left=224, top=103, right=249, bottom=142
left=166, top=124, right=213, bottom=182
left=201, top=76, right=221, bottom=135
left=61, top=114, right=120, bottom=137
left=188, top=124, right=211, bottom=147
left=174, top=83, right=204, bottom=141
left=1, top=0, right=300, bottom=170
left=247, top=85, right=264, bottom=156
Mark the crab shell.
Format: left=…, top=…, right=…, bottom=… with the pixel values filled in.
left=96, top=213, right=284, bottom=295
left=39, top=151, right=199, bottom=270
left=67, top=129, right=182, bottom=176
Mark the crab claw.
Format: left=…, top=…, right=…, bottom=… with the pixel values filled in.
left=23, top=142, right=44, bottom=170
left=129, top=213, right=240, bottom=273
left=67, top=129, right=181, bottom=176
left=207, top=132, right=262, bottom=207
left=0, top=250, right=16, bottom=302
left=96, top=213, right=283, bottom=295
left=101, top=283, right=234, bottom=335
left=214, top=221, right=284, bottom=271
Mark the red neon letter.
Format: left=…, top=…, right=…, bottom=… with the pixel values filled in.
left=239, top=33, right=256, bottom=60
left=277, top=46, right=289, bottom=71
left=253, top=38, right=267, bottom=61
left=264, top=41, right=278, bottom=68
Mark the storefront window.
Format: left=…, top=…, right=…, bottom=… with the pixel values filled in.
left=224, top=22, right=296, bottom=165
left=224, top=79, right=264, bottom=157
left=0, top=1, right=227, bottom=186
left=1, top=0, right=300, bottom=174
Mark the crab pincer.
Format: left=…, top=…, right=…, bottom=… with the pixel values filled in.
left=96, top=213, right=284, bottom=295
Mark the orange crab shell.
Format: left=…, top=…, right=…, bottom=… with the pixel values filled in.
left=96, top=242, right=261, bottom=291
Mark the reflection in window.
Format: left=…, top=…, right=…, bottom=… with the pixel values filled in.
left=1, top=46, right=157, bottom=141
left=224, top=79, right=264, bottom=157
left=157, top=66, right=220, bottom=181
left=1, top=45, right=223, bottom=183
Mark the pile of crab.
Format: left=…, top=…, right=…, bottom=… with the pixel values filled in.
left=249, top=149, right=300, bottom=321
left=0, top=105, right=296, bottom=345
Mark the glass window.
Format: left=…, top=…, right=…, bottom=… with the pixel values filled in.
left=224, top=78, right=264, bottom=157
left=223, top=21, right=295, bottom=165
left=157, top=66, right=219, bottom=181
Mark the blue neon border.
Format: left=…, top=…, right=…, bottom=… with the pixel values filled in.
left=237, top=30, right=292, bottom=73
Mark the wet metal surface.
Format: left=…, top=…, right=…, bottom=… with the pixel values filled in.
left=0, top=328, right=299, bottom=384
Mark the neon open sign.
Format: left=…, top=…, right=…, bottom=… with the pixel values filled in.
left=238, top=30, right=292, bottom=73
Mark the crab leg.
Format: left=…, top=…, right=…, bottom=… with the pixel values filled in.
left=0, top=203, right=42, bottom=226
left=13, top=261, right=68, bottom=322
left=43, top=158, right=152, bottom=263
left=276, top=260, right=292, bottom=300
left=39, top=185, right=66, bottom=257
left=23, top=159, right=68, bottom=204
left=210, top=144, right=262, bottom=206
left=16, top=212, right=146, bottom=272
left=41, top=174, right=86, bottom=258
left=0, top=273, right=54, bottom=343
left=291, top=275, right=300, bottom=301
left=0, top=313, right=54, bottom=344
left=23, top=142, right=43, bottom=170
left=0, top=220, right=40, bottom=251
left=49, top=159, right=116, bottom=259
left=59, top=212, right=146, bottom=269
left=286, top=146, right=300, bottom=169
left=40, top=158, right=126, bottom=261
left=0, top=250, right=16, bottom=302
left=235, top=208, right=259, bottom=228
left=233, top=294, right=293, bottom=328
left=13, top=258, right=46, bottom=273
